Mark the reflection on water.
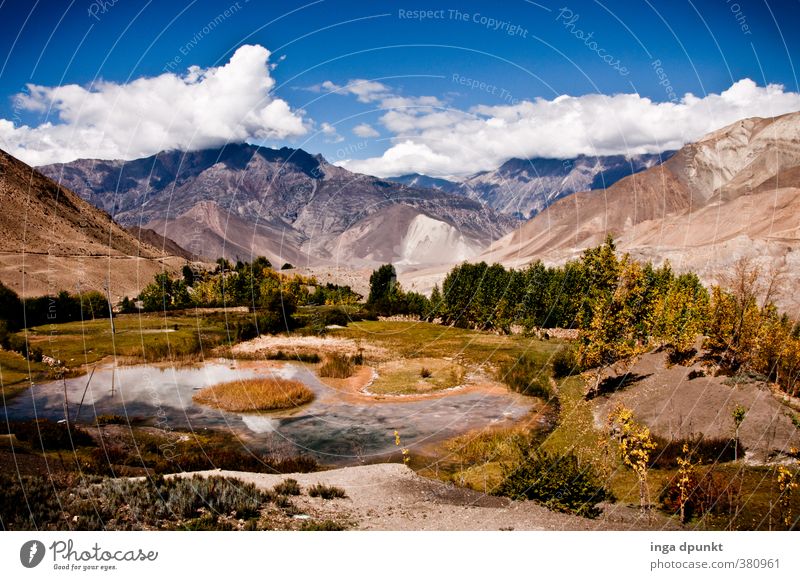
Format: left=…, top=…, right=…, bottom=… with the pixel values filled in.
left=3, top=361, right=534, bottom=465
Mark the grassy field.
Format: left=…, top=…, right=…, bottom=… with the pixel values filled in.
left=21, top=310, right=251, bottom=365
left=0, top=349, right=48, bottom=392
left=370, top=357, right=466, bottom=395
left=193, top=377, right=314, bottom=412
left=330, top=320, right=563, bottom=368
left=1, top=310, right=254, bottom=396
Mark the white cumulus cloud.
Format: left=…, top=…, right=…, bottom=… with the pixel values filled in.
left=352, top=123, right=379, bottom=138
left=0, top=44, right=307, bottom=166
left=338, top=79, right=800, bottom=178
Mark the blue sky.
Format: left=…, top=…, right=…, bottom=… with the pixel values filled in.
left=1, top=0, right=799, bottom=175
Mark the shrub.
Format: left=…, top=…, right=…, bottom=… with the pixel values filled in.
left=0, top=474, right=272, bottom=530
left=0, top=474, right=66, bottom=530
left=318, top=353, right=355, bottom=379
left=497, top=355, right=554, bottom=400
left=317, top=308, right=351, bottom=327
left=235, top=319, right=259, bottom=342
left=6, top=419, right=94, bottom=450
left=552, top=346, right=581, bottom=379
left=267, top=350, right=321, bottom=363
left=648, top=435, right=743, bottom=469
left=495, top=450, right=609, bottom=518
left=300, top=519, right=346, bottom=531
left=95, top=414, right=129, bottom=426
left=150, top=448, right=318, bottom=475
left=120, top=333, right=214, bottom=362
left=660, top=468, right=734, bottom=521
left=273, top=478, right=301, bottom=496
left=420, top=367, right=432, bottom=379
left=307, top=483, right=347, bottom=499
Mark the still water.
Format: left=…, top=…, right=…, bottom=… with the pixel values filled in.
left=3, top=361, right=534, bottom=464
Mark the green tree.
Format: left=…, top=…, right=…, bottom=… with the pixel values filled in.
left=577, top=257, right=649, bottom=394
left=367, top=264, right=404, bottom=315
left=181, top=264, right=195, bottom=287
left=427, top=284, right=443, bottom=321
left=138, top=273, right=191, bottom=311
left=0, top=281, right=23, bottom=330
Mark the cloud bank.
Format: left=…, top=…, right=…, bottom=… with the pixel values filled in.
left=0, top=44, right=306, bottom=166
left=337, top=79, right=800, bottom=178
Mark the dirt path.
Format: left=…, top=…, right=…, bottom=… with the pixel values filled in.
left=176, top=464, right=682, bottom=531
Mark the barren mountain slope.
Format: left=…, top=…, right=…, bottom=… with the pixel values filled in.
left=479, top=112, right=800, bottom=302
left=0, top=148, right=187, bottom=298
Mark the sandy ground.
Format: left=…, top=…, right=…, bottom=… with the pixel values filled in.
left=592, top=350, right=800, bottom=463
left=232, top=334, right=390, bottom=361
left=176, top=464, right=682, bottom=531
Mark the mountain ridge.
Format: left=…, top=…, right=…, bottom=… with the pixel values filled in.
left=388, top=152, right=672, bottom=219
left=471, top=111, right=800, bottom=309
left=41, top=144, right=516, bottom=268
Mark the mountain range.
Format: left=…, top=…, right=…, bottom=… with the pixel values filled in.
left=40, top=145, right=516, bottom=268
left=474, top=111, right=800, bottom=310
left=3, top=111, right=799, bottom=305
left=388, top=153, right=670, bottom=219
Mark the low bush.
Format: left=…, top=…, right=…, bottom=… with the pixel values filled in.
left=495, top=450, right=609, bottom=518
left=649, top=435, right=742, bottom=469
left=300, top=519, right=346, bottom=531
left=273, top=478, right=301, bottom=496
left=95, top=414, right=129, bottom=426
left=4, top=334, right=43, bottom=362
left=0, top=474, right=67, bottom=530
left=0, top=474, right=273, bottom=530
left=268, top=350, right=321, bottom=363
left=318, top=353, right=355, bottom=379
left=307, top=483, right=347, bottom=499
left=660, top=468, right=735, bottom=522
left=6, top=419, right=94, bottom=450
left=552, top=346, right=581, bottom=379
left=497, top=355, right=554, bottom=400
left=119, top=333, right=217, bottom=362
left=420, top=367, right=432, bottom=379
left=80, top=432, right=319, bottom=476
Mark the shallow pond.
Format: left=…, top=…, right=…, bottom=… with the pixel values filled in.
left=3, top=361, right=535, bottom=465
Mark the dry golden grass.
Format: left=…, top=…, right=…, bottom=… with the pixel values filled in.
left=193, top=377, right=314, bottom=412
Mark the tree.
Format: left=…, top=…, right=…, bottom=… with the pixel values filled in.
left=215, top=258, right=232, bottom=273
left=652, top=272, right=709, bottom=361
left=251, top=256, right=272, bottom=274
left=776, top=463, right=798, bottom=528
left=138, top=273, right=191, bottom=311
left=0, top=281, right=24, bottom=330
left=280, top=262, right=294, bottom=270
left=181, top=264, right=195, bottom=287
left=607, top=403, right=656, bottom=514
left=577, top=257, right=649, bottom=394
left=706, top=257, right=781, bottom=373
left=427, top=284, right=443, bottom=321
left=732, top=403, right=747, bottom=461
left=367, top=264, right=403, bottom=315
